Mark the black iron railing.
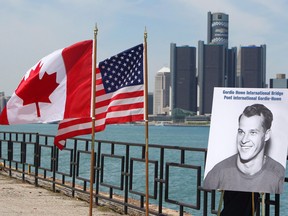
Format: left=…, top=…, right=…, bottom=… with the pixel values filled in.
left=0, top=131, right=286, bottom=216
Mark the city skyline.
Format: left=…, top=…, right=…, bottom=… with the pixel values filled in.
left=1, top=0, right=288, bottom=96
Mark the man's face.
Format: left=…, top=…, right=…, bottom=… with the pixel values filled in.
left=237, top=114, right=269, bottom=162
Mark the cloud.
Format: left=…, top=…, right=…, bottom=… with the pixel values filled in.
left=251, top=0, right=288, bottom=15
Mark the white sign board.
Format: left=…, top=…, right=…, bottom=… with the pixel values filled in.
left=203, top=87, right=288, bottom=194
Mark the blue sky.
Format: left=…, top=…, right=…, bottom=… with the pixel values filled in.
left=1, top=0, right=288, bottom=96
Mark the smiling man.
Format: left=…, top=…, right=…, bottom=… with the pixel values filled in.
left=203, top=103, right=285, bottom=194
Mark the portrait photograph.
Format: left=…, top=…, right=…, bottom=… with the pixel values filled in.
left=203, top=87, right=288, bottom=194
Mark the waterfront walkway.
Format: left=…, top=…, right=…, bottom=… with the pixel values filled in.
left=0, top=173, right=125, bottom=216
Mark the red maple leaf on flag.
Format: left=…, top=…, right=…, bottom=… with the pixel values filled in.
left=15, top=61, right=60, bottom=117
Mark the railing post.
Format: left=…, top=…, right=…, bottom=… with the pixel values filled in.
left=8, top=133, right=12, bottom=177
left=95, top=141, right=101, bottom=205
left=52, top=144, right=57, bottom=192
left=124, top=145, right=130, bottom=214
left=34, top=133, right=39, bottom=186
left=158, top=148, right=164, bottom=214
left=203, top=190, right=208, bottom=216
left=275, top=194, right=280, bottom=216
left=21, top=137, right=27, bottom=181
left=71, top=139, right=78, bottom=197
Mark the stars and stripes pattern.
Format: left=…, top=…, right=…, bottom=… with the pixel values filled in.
left=54, top=44, right=145, bottom=149
left=100, top=44, right=143, bottom=93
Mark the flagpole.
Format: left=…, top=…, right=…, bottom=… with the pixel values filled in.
left=144, top=27, right=149, bottom=216
left=89, top=24, right=98, bottom=216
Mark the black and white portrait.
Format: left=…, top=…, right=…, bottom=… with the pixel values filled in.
left=203, top=87, right=288, bottom=194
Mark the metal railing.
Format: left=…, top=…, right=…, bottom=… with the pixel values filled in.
left=0, top=131, right=286, bottom=216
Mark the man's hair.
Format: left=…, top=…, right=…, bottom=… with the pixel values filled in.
left=239, top=104, right=273, bottom=131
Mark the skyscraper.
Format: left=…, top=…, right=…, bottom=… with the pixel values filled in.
left=170, top=43, right=197, bottom=114
left=227, top=47, right=237, bottom=87
left=198, top=12, right=236, bottom=115
left=270, top=74, right=288, bottom=88
left=0, top=92, right=5, bottom=113
left=207, top=12, right=229, bottom=47
left=148, top=92, right=154, bottom=115
left=153, top=67, right=171, bottom=115
left=198, top=44, right=237, bottom=115
left=237, top=45, right=266, bottom=88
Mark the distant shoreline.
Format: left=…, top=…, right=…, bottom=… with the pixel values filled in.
left=134, top=121, right=210, bottom=127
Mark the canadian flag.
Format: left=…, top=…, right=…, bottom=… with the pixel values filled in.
left=0, top=40, right=92, bottom=124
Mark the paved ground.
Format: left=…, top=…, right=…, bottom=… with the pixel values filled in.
left=0, top=173, right=125, bottom=216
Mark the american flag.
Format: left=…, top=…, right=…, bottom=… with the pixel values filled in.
left=54, top=44, right=145, bottom=149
